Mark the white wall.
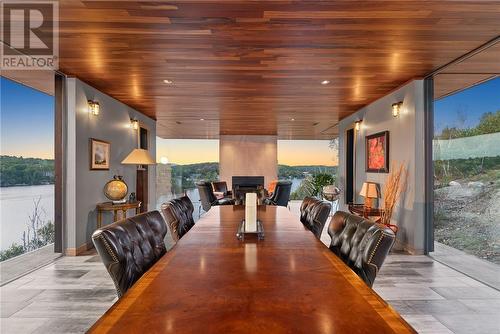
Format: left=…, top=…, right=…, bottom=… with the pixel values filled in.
left=338, top=80, right=426, bottom=254
left=64, top=78, right=156, bottom=252
left=219, top=135, right=278, bottom=188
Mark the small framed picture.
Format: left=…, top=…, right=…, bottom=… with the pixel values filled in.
left=365, top=131, right=389, bottom=173
left=90, top=138, right=110, bottom=170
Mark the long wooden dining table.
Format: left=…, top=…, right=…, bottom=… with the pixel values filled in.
left=89, top=205, right=415, bottom=333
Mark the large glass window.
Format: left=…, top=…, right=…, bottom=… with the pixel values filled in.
left=0, top=77, right=55, bottom=263
left=156, top=139, right=219, bottom=220
left=433, top=77, right=500, bottom=265
left=277, top=139, right=338, bottom=200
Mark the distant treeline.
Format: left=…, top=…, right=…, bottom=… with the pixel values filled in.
left=0, top=155, right=54, bottom=187
left=278, top=165, right=337, bottom=179
left=169, top=162, right=337, bottom=192
left=436, top=110, right=500, bottom=139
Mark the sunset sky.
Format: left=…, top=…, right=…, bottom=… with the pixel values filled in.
left=1, top=77, right=54, bottom=159
left=156, top=138, right=337, bottom=166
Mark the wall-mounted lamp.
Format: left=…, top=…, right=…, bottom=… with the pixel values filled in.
left=354, top=120, right=362, bottom=131
left=87, top=100, right=100, bottom=116
left=392, top=101, right=403, bottom=118
left=130, top=118, right=139, bottom=130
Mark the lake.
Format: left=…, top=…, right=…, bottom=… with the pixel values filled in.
left=0, top=185, right=54, bottom=251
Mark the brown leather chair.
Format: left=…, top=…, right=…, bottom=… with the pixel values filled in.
left=263, top=181, right=292, bottom=207
left=92, top=211, right=168, bottom=298
left=299, top=197, right=331, bottom=239
left=196, top=181, right=234, bottom=213
left=327, top=211, right=396, bottom=287
left=211, top=181, right=232, bottom=199
left=161, top=196, right=195, bottom=242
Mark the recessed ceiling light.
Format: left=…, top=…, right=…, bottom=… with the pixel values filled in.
left=163, top=79, right=173, bottom=84
left=291, top=118, right=295, bottom=121
left=321, top=80, right=330, bottom=85
left=199, top=118, right=205, bottom=121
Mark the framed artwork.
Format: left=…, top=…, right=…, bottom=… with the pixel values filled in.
left=365, top=131, right=389, bottom=173
left=90, top=138, right=110, bottom=170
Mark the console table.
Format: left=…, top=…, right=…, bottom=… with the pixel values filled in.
left=348, top=203, right=398, bottom=233
left=96, top=201, right=141, bottom=228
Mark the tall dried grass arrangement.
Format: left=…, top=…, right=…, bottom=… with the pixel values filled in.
left=381, top=162, right=408, bottom=227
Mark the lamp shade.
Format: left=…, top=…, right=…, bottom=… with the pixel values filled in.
left=121, top=148, right=156, bottom=165
left=359, top=182, right=380, bottom=198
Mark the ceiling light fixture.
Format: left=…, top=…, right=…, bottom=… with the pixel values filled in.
left=200, top=118, right=205, bottom=121
left=321, top=80, right=330, bottom=85
left=291, top=118, right=295, bottom=121
left=163, top=79, right=173, bottom=84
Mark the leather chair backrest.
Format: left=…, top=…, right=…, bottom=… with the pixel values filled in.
left=161, top=196, right=195, bottom=242
left=327, top=211, right=395, bottom=287
left=196, top=181, right=217, bottom=212
left=300, top=197, right=317, bottom=223
left=299, top=197, right=331, bottom=238
left=212, top=181, right=228, bottom=195
left=92, top=211, right=168, bottom=298
left=268, top=181, right=292, bottom=207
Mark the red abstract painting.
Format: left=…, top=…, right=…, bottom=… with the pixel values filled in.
left=365, top=131, right=389, bottom=173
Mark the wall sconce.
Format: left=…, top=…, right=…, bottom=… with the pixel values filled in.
left=129, top=118, right=139, bottom=130
left=354, top=120, right=362, bottom=131
left=392, top=101, right=403, bottom=118
left=87, top=100, right=100, bottom=116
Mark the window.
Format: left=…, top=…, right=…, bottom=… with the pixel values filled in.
left=277, top=139, right=338, bottom=200
left=156, top=138, right=219, bottom=220
left=0, top=76, right=57, bottom=268
left=433, top=77, right=500, bottom=265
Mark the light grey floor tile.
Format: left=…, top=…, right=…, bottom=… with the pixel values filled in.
left=402, top=315, right=454, bottom=334
left=0, top=317, right=48, bottom=334
left=0, top=300, right=33, bottom=318
left=32, top=317, right=98, bottom=334
left=457, top=298, right=500, bottom=314
left=376, top=286, right=445, bottom=301
left=433, top=314, right=500, bottom=334
left=431, top=286, right=500, bottom=300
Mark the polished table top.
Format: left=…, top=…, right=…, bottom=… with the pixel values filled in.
left=89, top=206, right=415, bottom=333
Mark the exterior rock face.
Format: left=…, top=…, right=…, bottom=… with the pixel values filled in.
left=434, top=181, right=500, bottom=264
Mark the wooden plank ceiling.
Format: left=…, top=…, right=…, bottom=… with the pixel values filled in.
left=57, top=1, right=500, bottom=139
left=434, top=42, right=500, bottom=100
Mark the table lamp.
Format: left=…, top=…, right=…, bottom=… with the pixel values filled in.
left=359, top=182, right=380, bottom=209
left=121, top=148, right=156, bottom=166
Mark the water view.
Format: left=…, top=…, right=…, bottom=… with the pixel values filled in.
left=0, top=185, right=54, bottom=251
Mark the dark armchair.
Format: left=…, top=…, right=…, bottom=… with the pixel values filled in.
left=299, top=197, right=332, bottom=239
left=264, top=180, right=292, bottom=207
left=327, top=211, right=396, bottom=287
left=196, top=181, right=235, bottom=213
left=92, top=211, right=168, bottom=298
left=161, top=196, right=195, bottom=242
left=211, top=181, right=232, bottom=199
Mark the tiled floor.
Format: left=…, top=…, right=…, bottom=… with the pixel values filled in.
left=1, top=208, right=499, bottom=333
